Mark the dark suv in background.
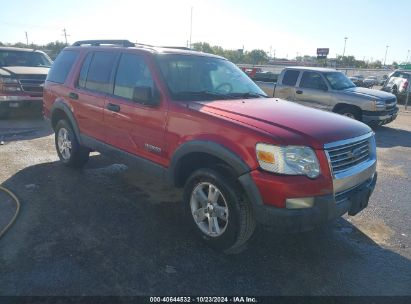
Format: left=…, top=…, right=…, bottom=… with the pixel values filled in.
left=0, top=47, right=52, bottom=118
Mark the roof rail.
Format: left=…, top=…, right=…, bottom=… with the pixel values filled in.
left=72, top=40, right=135, bottom=47
left=160, top=46, right=192, bottom=50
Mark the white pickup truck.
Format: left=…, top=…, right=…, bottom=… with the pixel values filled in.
left=382, top=69, right=410, bottom=102
left=254, top=67, right=399, bottom=126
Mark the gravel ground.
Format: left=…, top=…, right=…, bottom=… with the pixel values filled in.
left=0, top=110, right=410, bottom=296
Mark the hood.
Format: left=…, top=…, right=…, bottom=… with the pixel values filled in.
left=189, top=98, right=371, bottom=149
left=0, top=66, right=49, bottom=76
left=343, top=87, right=395, bottom=100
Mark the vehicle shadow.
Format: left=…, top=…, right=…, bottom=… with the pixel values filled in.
left=0, top=117, right=53, bottom=143
left=374, top=124, right=411, bottom=148
left=0, top=155, right=410, bottom=296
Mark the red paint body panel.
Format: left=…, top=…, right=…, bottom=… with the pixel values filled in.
left=44, top=46, right=372, bottom=209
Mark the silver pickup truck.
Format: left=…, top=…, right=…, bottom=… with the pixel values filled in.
left=255, top=67, right=398, bottom=126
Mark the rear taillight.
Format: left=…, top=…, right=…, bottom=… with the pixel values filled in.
left=402, top=81, right=409, bottom=91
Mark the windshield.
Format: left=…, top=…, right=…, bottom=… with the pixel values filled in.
left=0, top=50, right=52, bottom=68
left=156, top=54, right=267, bottom=101
left=324, top=72, right=356, bottom=90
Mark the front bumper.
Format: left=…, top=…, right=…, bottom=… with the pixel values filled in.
left=252, top=173, right=377, bottom=232
left=362, top=107, right=399, bottom=125
left=0, top=95, right=43, bottom=114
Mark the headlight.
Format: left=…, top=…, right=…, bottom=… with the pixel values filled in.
left=0, top=76, right=19, bottom=84
left=256, top=143, right=320, bottom=178
left=373, top=99, right=385, bottom=110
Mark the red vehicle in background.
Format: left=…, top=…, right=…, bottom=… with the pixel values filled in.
left=43, top=40, right=377, bottom=253
left=240, top=66, right=261, bottom=78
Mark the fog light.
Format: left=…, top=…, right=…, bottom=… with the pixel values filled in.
left=286, top=197, right=314, bottom=209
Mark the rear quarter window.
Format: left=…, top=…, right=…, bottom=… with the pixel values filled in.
left=47, top=50, right=79, bottom=84
left=282, top=70, right=300, bottom=86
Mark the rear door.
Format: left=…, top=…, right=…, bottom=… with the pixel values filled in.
left=104, top=52, right=168, bottom=166
left=73, top=51, right=117, bottom=142
left=294, top=71, right=331, bottom=111
left=275, top=69, right=299, bottom=100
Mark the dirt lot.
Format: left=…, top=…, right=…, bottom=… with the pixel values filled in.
left=0, top=109, right=410, bottom=296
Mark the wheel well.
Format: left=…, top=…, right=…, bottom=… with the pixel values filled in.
left=174, top=152, right=237, bottom=188
left=332, top=103, right=362, bottom=116
left=51, top=109, right=70, bottom=130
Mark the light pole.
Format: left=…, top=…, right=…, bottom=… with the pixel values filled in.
left=383, top=45, right=389, bottom=66
left=342, top=37, right=348, bottom=58
left=189, top=7, right=193, bottom=49
left=407, top=49, right=410, bottom=63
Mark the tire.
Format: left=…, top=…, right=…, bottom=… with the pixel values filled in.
left=336, top=106, right=361, bottom=121
left=183, top=167, right=255, bottom=254
left=391, top=85, right=398, bottom=95
left=55, top=120, right=90, bottom=168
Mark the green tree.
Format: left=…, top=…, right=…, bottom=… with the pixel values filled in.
left=223, top=49, right=244, bottom=63
left=245, top=49, right=268, bottom=64
left=192, top=42, right=214, bottom=54
left=44, top=41, right=67, bottom=59
left=392, top=61, right=399, bottom=69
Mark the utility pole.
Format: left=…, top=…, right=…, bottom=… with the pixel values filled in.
left=383, top=45, right=389, bottom=66
left=62, top=28, right=70, bottom=45
left=273, top=49, right=276, bottom=60
left=25, top=32, right=29, bottom=46
left=189, top=7, right=193, bottom=49
left=342, top=37, right=348, bottom=58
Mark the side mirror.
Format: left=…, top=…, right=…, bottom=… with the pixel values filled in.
left=133, top=86, right=160, bottom=106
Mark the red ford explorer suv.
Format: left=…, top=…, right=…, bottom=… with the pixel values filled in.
left=43, top=40, right=377, bottom=253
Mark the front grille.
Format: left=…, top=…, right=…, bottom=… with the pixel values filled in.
left=326, top=136, right=371, bottom=175
left=385, top=97, right=397, bottom=110
left=19, top=79, right=44, bottom=93
left=16, top=75, right=46, bottom=95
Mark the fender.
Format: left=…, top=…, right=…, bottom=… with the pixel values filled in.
left=168, top=140, right=251, bottom=186
left=50, top=100, right=82, bottom=144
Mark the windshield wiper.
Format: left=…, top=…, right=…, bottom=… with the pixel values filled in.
left=174, top=91, right=231, bottom=100
left=228, top=92, right=268, bottom=99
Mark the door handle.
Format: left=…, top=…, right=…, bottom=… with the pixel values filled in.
left=106, top=103, right=121, bottom=112
left=296, top=90, right=303, bottom=94
left=68, top=92, right=79, bottom=100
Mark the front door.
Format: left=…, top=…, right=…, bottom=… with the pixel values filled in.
left=294, top=71, right=331, bottom=111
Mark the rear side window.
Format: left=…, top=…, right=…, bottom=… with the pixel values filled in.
left=282, top=70, right=300, bottom=86
left=114, top=53, right=154, bottom=100
left=83, top=52, right=117, bottom=94
left=47, top=50, right=79, bottom=84
left=78, top=53, right=93, bottom=88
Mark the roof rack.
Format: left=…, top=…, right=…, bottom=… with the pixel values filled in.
left=72, top=40, right=135, bottom=47
left=160, top=46, right=192, bottom=50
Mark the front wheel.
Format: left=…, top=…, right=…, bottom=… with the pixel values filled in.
left=183, top=168, right=255, bottom=253
left=55, top=120, right=90, bottom=168
left=336, top=106, right=361, bottom=121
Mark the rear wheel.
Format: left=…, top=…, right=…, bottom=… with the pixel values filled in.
left=336, top=106, right=361, bottom=121
left=55, top=120, right=90, bottom=168
left=183, top=168, right=255, bottom=254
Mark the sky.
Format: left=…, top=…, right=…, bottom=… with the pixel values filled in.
left=1, top=0, right=410, bottom=63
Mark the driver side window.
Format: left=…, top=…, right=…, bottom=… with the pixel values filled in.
left=300, top=72, right=327, bottom=90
